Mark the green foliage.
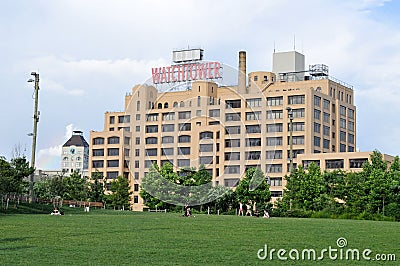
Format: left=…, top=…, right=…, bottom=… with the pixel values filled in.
left=109, top=176, right=132, bottom=210
left=62, top=171, right=88, bottom=201
left=235, top=167, right=271, bottom=210
left=88, top=171, right=106, bottom=202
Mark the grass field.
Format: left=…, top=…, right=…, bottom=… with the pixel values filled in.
left=1, top=208, right=399, bottom=265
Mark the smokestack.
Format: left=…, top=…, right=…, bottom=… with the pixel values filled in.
left=238, top=51, right=247, bottom=94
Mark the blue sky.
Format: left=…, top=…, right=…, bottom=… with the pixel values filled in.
left=0, top=0, right=399, bottom=169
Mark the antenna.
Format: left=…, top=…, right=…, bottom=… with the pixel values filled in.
left=273, top=41, right=276, bottom=53
left=293, top=34, right=296, bottom=51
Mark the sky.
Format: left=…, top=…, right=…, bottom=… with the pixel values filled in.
left=1, top=0, right=400, bottom=169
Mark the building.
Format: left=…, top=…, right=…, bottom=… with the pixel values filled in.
left=62, top=130, right=89, bottom=177
left=89, top=49, right=359, bottom=210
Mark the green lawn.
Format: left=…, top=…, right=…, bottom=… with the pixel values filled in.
left=1, top=208, right=399, bottom=265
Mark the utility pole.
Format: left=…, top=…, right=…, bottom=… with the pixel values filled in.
left=286, top=107, right=293, bottom=172
left=28, top=72, right=40, bottom=203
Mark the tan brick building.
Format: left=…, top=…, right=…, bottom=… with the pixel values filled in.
left=89, top=50, right=360, bottom=210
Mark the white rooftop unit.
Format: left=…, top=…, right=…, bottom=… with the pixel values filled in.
left=272, top=51, right=305, bottom=82
left=172, top=48, right=204, bottom=63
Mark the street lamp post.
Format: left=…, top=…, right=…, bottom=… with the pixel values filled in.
left=28, top=72, right=40, bottom=203
left=286, top=107, right=293, bottom=173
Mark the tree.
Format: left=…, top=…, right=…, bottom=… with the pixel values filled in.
left=109, top=176, right=132, bottom=210
left=280, top=163, right=327, bottom=212
left=62, top=171, right=87, bottom=201
left=88, top=171, right=106, bottom=203
left=235, top=167, right=271, bottom=210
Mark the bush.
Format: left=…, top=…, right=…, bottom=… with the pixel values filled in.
left=384, top=203, right=400, bottom=221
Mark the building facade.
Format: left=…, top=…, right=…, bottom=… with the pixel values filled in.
left=89, top=50, right=358, bottom=210
left=62, top=130, right=89, bottom=177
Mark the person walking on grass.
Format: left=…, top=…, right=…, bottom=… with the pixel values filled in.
left=238, top=202, right=244, bottom=216
left=246, top=202, right=252, bottom=216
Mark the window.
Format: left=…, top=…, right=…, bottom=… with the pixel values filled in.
left=348, top=109, right=355, bottom=119
left=224, top=179, right=239, bottom=187
left=106, top=171, right=119, bottom=179
left=107, top=148, right=119, bottom=156
left=291, top=136, right=305, bottom=145
left=200, top=144, right=213, bottom=152
left=225, top=126, right=241, bottom=135
left=323, top=125, right=330, bottom=136
left=209, top=109, right=220, bottom=117
left=178, top=159, right=190, bottom=167
left=178, top=123, right=191, bottom=131
left=107, top=160, right=119, bottom=167
left=253, top=75, right=258, bottom=81
left=323, top=139, right=330, bottom=149
left=146, top=113, right=159, bottom=121
left=134, top=149, right=139, bottom=156
left=340, top=131, right=346, bottom=142
left=146, top=125, right=158, bottom=133
left=124, top=137, right=130, bottom=145
left=340, top=144, right=346, bottom=152
left=92, top=149, right=104, bottom=156
left=246, top=138, right=261, bottom=147
left=226, top=99, right=241, bottom=108
left=266, top=164, right=282, bottom=173
left=314, top=109, right=321, bottom=120
left=200, top=131, right=213, bottom=139
left=118, top=115, right=130, bottom=123
left=109, top=116, right=115, bottom=124
left=267, top=123, right=283, bottom=133
left=267, top=110, right=283, bottom=119
left=302, top=160, right=321, bottom=168
left=314, top=136, right=321, bottom=147
left=178, top=135, right=191, bottom=143
left=348, top=133, right=354, bottom=144
left=314, top=123, right=321, bottom=133
left=162, top=136, right=174, bottom=144
left=340, top=118, right=346, bottom=129
left=145, top=137, right=158, bottom=144
left=246, top=111, right=261, bottom=121
left=135, top=114, right=140, bottom=121
left=350, top=158, right=368, bottom=168
left=340, top=105, right=346, bottom=116
left=269, top=177, right=282, bottom=187
left=92, top=160, right=104, bottom=168
left=266, top=137, right=282, bottom=146
left=134, top=184, right=139, bottom=192
left=161, top=148, right=174, bottom=156
left=246, top=151, right=261, bottom=160
left=178, top=147, right=190, bottom=155
left=246, top=125, right=261, bottom=134
left=134, top=161, right=139, bottom=168
left=225, top=152, right=240, bottom=160
left=225, top=112, right=241, bottom=121
left=108, top=137, right=120, bottom=144
left=135, top=126, right=140, bottom=132
left=348, top=121, right=354, bottom=131
left=267, top=96, right=283, bottom=106
left=197, top=96, right=201, bottom=107
left=349, top=145, right=354, bottom=151
left=314, top=95, right=321, bottom=106
left=135, top=137, right=140, bottom=145
left=292, top=122, right=305, bottom=131
left=162, top=112, right=175, bottom=121
left=323, top=112, right=330, bottom=123
left=178, top=111, right=191, bottom=120
left=225, top=139, right=240, bottom=148
left=323, top=99, right=330, bottom=110
left=199, top=156, right=213, bottom=165
left=290, top=149, right=304, bottom=158
left=326, top=159, right=344, bottom=169
left=145, top=160, right=156, bottom=168
left=157, top=103, right=162, bottom=109
left=146, top=148, right=157, bottom=156
left=266, top=150, right=282, bottom=159
left=162, top=124, right=175, bottom=132
left=246, top=98, right=262, bottom=107
left=292, top=108, right=305, bottom=118
left=93, top=137, right=104, bottom=145
left=288, top=95, right=305, bottom=105
left=224, top=165, right=240, bottom=174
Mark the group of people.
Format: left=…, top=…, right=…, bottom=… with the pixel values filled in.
left=238, top=201, right=270, bottom=218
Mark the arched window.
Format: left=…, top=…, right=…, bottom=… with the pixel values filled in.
left=164, top=102, right=169, bottom=109
left=137, top=101, right=140, bottom=111
left=173, top=101, right=178, bottom=108
left=200, top=131, right=213, bottom=139
left=158, top=103, right=162, bottom=109
left=108, top=136, right=120, bottom=144
left=93, top=137, right=104, bottom=145
left=180, top=101, right=185, bottom=107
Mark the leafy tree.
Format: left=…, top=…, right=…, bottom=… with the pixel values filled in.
left=235, top=167, right=271, bottom=210
left=88, top=171, right=106, bottom=202
left=62, top=171, right=87, bottom=201
left=109, top=176, right=132, bottom=210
